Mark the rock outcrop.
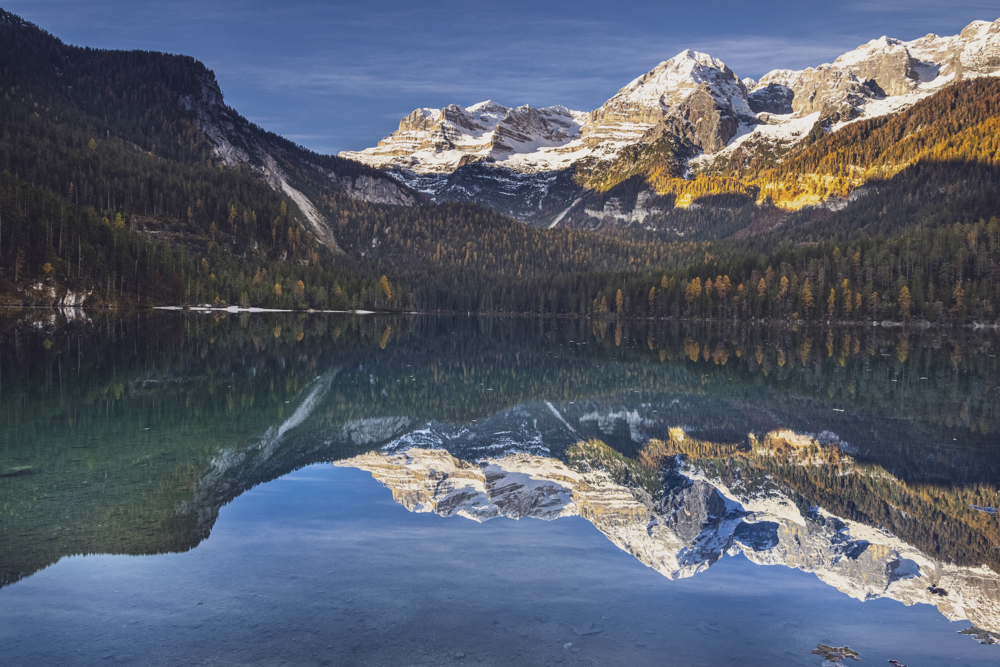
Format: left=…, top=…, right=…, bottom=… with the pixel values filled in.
left=583, top=50, right=753, bottom=156
left=180, top=72, right=420, bottom=251
left=736, top=18, right=1000, bottom=137
left=341, top=101, right=589, bottom=175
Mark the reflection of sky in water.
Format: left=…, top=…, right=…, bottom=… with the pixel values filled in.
left=1, top=465, right=994, bottom=666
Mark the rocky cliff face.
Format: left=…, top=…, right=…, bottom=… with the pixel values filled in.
left=339, top=17, right=1000, bottom=227
left=179, top=72, right=420, bottom=251
left=341, top=50, right=751, bottom=177
left=583, top=50, right=753, bottom=156
left=337, top=442, right=1000, bottom=635
left=716, top=19, right=1000, bottom=162
left=341, top=100, right=589, bottom=175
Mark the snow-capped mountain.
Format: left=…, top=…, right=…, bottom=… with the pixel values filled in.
left=342, top=100, right=588, bottom=174
left=340, top=17, right=1000, bottom=227
left=583, top=49, right=753, bottom=156
left=341, top=49, right=753, bottom=176
left=707, top=18, right=1000, bottom=167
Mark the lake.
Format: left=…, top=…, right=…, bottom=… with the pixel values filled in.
left=1, top=311, right=998, bottom=666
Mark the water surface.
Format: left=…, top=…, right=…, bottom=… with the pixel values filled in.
left=1, top=312, right=998, bottom=665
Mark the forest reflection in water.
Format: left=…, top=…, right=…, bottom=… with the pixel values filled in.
left=0, top=310, right=998, bottom=665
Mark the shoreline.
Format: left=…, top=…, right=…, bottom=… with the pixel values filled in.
left=1, top=305, right=999, bottom=330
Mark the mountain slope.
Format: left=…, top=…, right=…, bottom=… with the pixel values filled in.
left=0, top=9, right=419, bottom=253
left=0, top=9, right=682, bottom=313
left=177, top=71, right=421, bottom=251
left=0, top=10, right=428, bottom=309
left=342, top=17, right=1000, bottom=229
left=4, top=8, right=1000, bottom=322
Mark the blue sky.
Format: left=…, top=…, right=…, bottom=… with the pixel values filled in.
left=4, top=1, right=999, bottom=153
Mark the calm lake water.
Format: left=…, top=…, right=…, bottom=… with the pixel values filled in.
left=1, top=311, right=998, bottom=666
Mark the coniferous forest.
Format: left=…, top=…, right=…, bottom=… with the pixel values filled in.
left=2, top=8, right=1000, bottom=324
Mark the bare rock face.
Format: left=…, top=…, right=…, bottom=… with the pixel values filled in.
left=678, top=87, right=742, bottom=153
left=833, top=37, right=921, bottom=96
left=179, top=71, right=419, bottom=251
left=746, top=17, right=1000, bottom=125
left=493, top=105, right=582, bottom=152
left=748, top=83, right=795, bottom=115
left=343, top=101, right=588, bottom=174
left=754, top=67, right=874, bottom=121
left=584, top=50, right=752, bottom=156
left=959, top=19, right=1000, bottom=72
left=336, top=175, right=419, bottom=207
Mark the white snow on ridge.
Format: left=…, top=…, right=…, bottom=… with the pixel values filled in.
left=690, top=112, right=822, bottom=171
left=341, top=17, right=1000, bottom=178
left=341, top=101, right=592, bottom=174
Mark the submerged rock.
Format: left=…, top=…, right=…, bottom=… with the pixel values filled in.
left=811, top=644, right=860, bottom=663
left=958, top=626, right=999, bottom=644
left=570, top=622, right=602, bottom=636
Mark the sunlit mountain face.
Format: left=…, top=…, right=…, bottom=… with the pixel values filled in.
left=1, top=312, right=998, bottom=664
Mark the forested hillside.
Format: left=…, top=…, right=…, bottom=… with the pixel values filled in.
left=2, top=7, right=1000, bottom=324
left=0, top=9, right=670, bottom=312
left=0, top=9, right=431, bottom=309
left=567, top=78, right=1000, bottom=242
left=525, top=79, right=1000, bottom=323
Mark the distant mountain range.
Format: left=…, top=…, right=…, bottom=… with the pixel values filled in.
left=341, top=18, right=1000, bottom=226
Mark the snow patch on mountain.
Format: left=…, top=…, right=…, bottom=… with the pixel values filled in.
left=342, top=17, right=1000, bottom=183
left=334, top=17, right=1000, bottom=227
left=341, top=101, right=590, bottom=174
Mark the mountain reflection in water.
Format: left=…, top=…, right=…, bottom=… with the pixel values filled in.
left=1, top=311, right=999, bottom=663
left=338, top=439, right=1000, bottom=636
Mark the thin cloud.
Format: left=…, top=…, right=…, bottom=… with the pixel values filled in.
left=841, top=1, right=998, bottom=33
left=221, top=32, right=853, bottom=111
left=688, top=35, right=873, bottom=78
left=13, top=0, right=998, bottom=155
left=845, top=0, right=997, bottom=14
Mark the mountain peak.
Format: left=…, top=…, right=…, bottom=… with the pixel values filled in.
left=667, top=49, right=729, bottom=71
left=961, top=19, right=994, bottom=40
left=467, top=100, right=508, bottom=113
left=341, top=13, right=1000, bottom=224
